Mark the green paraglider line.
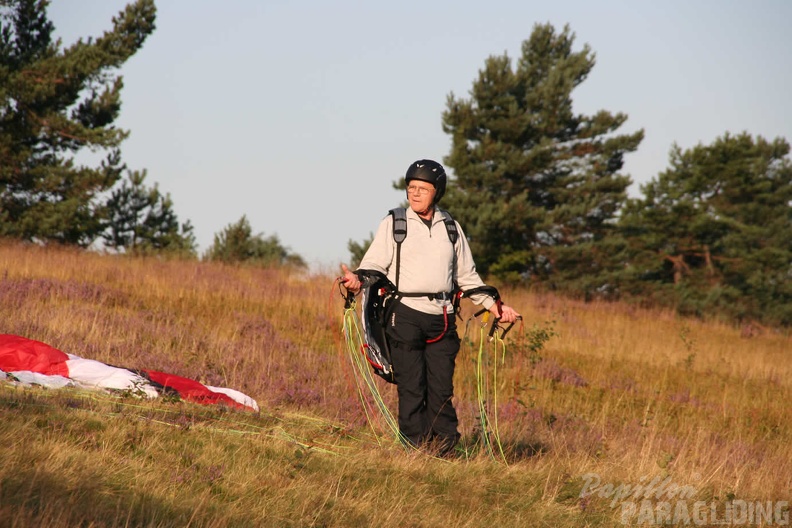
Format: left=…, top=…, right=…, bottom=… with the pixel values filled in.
left=341, top=297, right=414, bottom=451
left=338, top=277, right=518, bottom=463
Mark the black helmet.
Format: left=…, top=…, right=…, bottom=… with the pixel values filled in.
left=405, top=159, right=446, bottom=204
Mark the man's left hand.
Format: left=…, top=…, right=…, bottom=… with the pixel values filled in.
left=491, top=303, right=520, bottom=323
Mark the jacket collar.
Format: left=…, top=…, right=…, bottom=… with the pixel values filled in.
left=405, top=205, right=439, bottom=224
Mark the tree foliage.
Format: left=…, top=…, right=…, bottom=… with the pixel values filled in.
left=0, top=0, right=158, bottom=246
left=616, top=132, right=792, bottom=326
left=204, top=215, right=306, bottom=269
left=103, top=169, right=196, bottom=257
left=441, top=23, right=643, bottom=283
left=346, top=233, right=372, bottom=269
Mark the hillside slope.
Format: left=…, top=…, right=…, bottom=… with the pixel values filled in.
left=1, top=241, right=789, bottom=527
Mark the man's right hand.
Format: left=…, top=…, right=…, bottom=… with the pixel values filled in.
left=340, top=264, right=361, bottom=294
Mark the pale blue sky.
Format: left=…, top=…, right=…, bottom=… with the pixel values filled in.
left=47, top=1, right=791, bottom=270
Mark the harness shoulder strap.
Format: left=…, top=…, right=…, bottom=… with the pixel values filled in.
left=390, top=207, right=458, bottom=245
left=438, top=208, right=458, bottom=244
left=388, top=208, right=407, bottom=290
left=389, top=207, right=407, bottom=244
left=388, top=206, right=459, bottom=295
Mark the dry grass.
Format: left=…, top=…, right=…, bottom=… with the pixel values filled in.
left=1, top=240, right=789, bottom=527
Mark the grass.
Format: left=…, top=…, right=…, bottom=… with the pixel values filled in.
left=0, top=240, right=790, bottom=527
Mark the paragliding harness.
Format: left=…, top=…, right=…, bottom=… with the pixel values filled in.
left=337, top=208, right=524, bottom=459
left=346, top=207, right=455, bottom=384
left=346, top=208, right=519, bottom=385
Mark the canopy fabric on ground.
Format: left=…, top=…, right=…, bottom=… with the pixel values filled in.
left=0, top=334, right=258, bottom=412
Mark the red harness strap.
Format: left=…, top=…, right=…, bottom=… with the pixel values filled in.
left=425, top=305, right=449, bottom=344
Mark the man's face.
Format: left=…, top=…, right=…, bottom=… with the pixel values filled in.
left=406, top=181, right=436, bottom=214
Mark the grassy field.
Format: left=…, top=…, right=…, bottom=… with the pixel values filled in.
left=1, top=240, right=790, bottom=527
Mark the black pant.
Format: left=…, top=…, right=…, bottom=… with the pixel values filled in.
left=386, top=301, right=461, bottom=451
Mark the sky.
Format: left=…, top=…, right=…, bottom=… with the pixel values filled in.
left=46, top=1, right=792, bottom=272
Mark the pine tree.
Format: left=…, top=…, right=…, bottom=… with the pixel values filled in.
left=618, top=132, right=792, bottom=325
left=0, top=0, right=156, bottom=246
left=103, top=170, right=196, bottom=257
left=440, top=23, right=643, bottom=283
left=204, top=215, right=306, bottom=268
left=347, top=233, right=373, bottom=269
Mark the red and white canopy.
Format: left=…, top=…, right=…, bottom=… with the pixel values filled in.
left=0, top=334, right=258, bottom=412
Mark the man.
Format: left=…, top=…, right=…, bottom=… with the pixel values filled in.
left=341, top=159, right=520, bottom=454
